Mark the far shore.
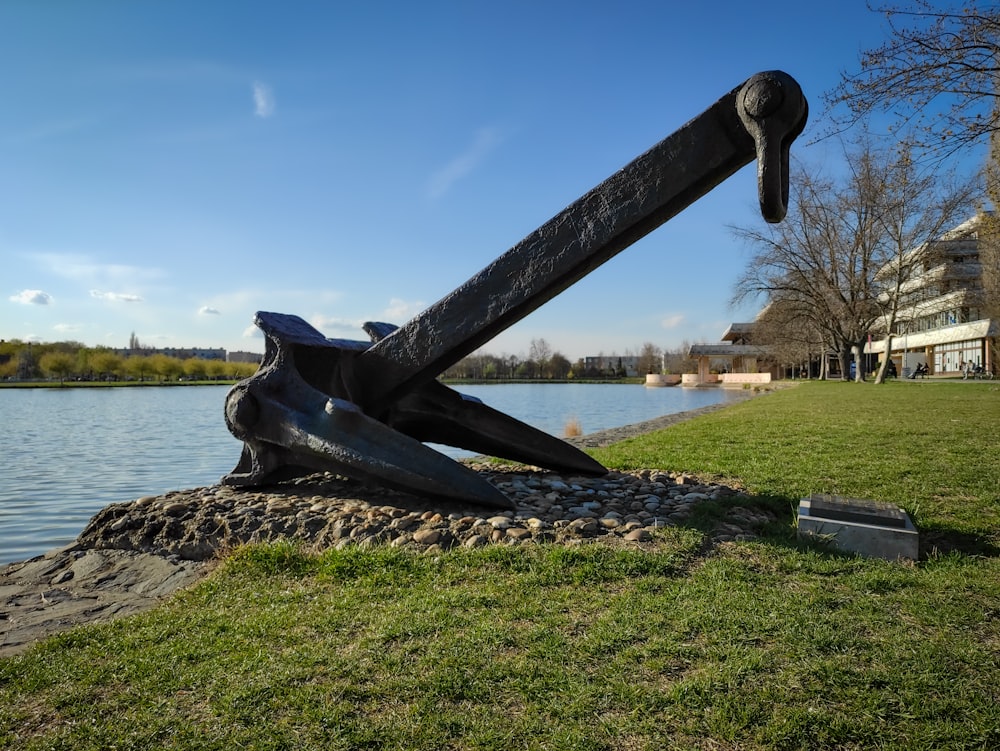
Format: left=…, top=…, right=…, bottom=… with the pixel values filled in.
left=0, top=377, right=655, bottom=389
left=0, top=379, right=239, bottom=389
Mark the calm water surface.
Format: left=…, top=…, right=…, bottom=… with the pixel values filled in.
left=0, top=383, right=742, bottom=564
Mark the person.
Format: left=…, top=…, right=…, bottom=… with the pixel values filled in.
left=964, top=360, right=973, bottom=379
left=887, top=360, right=897, bottom=378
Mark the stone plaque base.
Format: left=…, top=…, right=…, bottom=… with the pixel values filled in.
left=797, top=494, right=918, bottom=561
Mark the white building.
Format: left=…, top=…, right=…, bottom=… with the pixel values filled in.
left=870, top=214, right=998, bottom=376
left=582, top=355, right=641, bottom=377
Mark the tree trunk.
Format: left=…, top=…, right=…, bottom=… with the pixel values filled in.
left=838, top=348, right=852, bottom=381
left=851, top=343, right=865, bottom=382
left=873, top=334, right=894, bottom=384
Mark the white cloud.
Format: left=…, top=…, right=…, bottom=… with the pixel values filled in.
left=36, top=253, right=163, bottom=284
left=91, top=290, right=143, bottom=303
left=199, top=306, right=221, bottom=316
left=53, top=323, right=82, bottom=333
left=661, top=314, right=685, bottom=329
left=382, top=297, right=424, bottom=322
left=310, top=315, right=365, bottom=336
left=242, top=324, right=264, bottom=339
left=426, top=126, right=504, bottom=199
left=253, top=81, right=276, bottom=118
left=9, top=289, right=52, bottom=305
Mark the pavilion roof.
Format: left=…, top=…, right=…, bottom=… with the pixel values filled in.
left=687, top=344, right=771, bottom=357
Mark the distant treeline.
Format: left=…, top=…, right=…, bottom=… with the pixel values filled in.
left=439, top=338, right=699, bottom=380
left=1, top=336, right=702, bottom=385
left=0, top=340, right=257, bottom=384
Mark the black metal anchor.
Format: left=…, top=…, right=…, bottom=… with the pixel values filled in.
left=222, top=70, right=808, bottom=509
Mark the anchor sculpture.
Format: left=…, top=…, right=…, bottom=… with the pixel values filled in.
left=222, top=70, right=808, bottom=510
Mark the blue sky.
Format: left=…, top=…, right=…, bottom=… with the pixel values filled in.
left=0, top=1, right=951, bottom=360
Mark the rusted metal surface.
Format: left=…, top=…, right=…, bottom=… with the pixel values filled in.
left=222, top=71, right=807, bottom=508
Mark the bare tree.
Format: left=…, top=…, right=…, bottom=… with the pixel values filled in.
left=663, top=341, right=698, bottom=374
left=825, top=0, right=1000, bottom=372
left=637, top=342, right=663, bottom=375
left=977, top=106, right=1000, bottom=371
left=826, top=1, right=1000, bottom=160
left=528, top=338, right=551, bottom=366
left=753, top=299, right=828, bottom=379
left=824, top=1, right=999, bottom=372
left=733, top=138, right=975, bottom=382
left=867, top=145, right=978, bottom=382
left=733, top=153, right=875, bottom=380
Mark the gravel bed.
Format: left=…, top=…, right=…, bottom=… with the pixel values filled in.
left=74, top=463, right=775, bottom=561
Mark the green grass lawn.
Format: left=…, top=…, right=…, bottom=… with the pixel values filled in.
left=2, top=381, right=999, bottom=750
left=592, top=380, right=1000, bottom=555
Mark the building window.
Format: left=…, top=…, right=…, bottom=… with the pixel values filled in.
left=934, top=339, right=984, bottom=372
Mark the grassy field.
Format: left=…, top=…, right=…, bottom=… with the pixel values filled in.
left=2, top=380, right=998, bottom=750
left=592, top=380, right=1000, bottom=556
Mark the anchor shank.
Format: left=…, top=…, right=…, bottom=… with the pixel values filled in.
left=224, top=71, right=807, bottom=505
left=356, top=71, right=806, bottom=414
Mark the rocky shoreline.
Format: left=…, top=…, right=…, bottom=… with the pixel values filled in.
left=1, top=390, right=772, bottom=657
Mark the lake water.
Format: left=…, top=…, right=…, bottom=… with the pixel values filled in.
left=0, top=383, right=743, bottom=564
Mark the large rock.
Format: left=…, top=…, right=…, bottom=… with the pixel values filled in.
left=1, top=547, right=209, bottom=657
